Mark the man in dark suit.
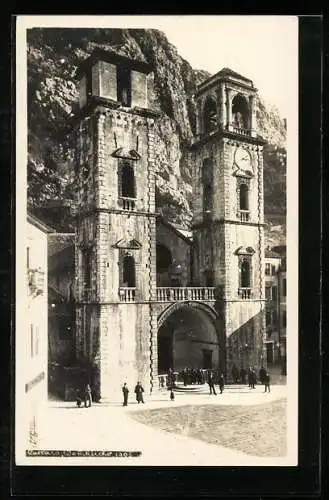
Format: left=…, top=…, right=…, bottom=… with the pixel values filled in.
left=207, top=371, right=217, bottom=395
left=219, top=373, right=225, bottom=394
left=264, top=371, right=271, bottom=393
left=122, top=382, right=129, bottom=406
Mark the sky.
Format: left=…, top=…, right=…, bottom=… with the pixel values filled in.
left=18, top=15, right=298, bottom=116
left=154, top=16, right=298, bottom=117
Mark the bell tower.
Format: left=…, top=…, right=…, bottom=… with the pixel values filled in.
left=73, top=49, right=159, bottom=400
left=191, top=68, right=267, bottom=374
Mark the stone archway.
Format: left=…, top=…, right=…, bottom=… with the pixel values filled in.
left=157, top=302, right=222, bottom=374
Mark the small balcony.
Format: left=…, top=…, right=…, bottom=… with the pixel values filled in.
left=119, top=197, right=136, bottom=211
left=28, top=269, right=45, bottom=296
left=119, top=287, right=136, bottom=302
left=238, top=287, right=252, bottom=299
left=238, top=210, right=250, bottom=222
left=156, top=287, right=215, bottom=302
left=231, top=126, right=251, bottom=137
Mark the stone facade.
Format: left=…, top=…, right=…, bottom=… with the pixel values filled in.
left=18, top=214, right=50, bottom=455
left=73, top=50, right=267, bottom=399
left=74, top=51, right=158, bottom=400
left=191, top=69, right=266, bottom=375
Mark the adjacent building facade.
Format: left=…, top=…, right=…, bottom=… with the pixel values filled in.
left=21, top=214, right=50, bottom=449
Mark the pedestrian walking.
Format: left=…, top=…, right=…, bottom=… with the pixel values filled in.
left=264, top=371, right=271, bottom=393
left=134, top=381, right=145, bottom=404
left=259, top=366, right=266, bottom=385
left=207, top=371, right=217, bottom=395
left=248, top=367, right=253, bottom=388
left=251, top=369, right=257, bottom=389
left=219, top=373, right=225, bottom=394
left=240, top=367, right=246, bottom=385
left=122, top=382, right=129, bottom=406
left=84, top=383, right=92, bottom=407
left=76, top=388, right=82, bottom=408
left=170, top=388, right=175, bottom=401
left=231, top=364, right=239, bottom=384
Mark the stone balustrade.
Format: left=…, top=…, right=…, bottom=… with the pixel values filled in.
left=120, top=197, right=136, bottom=211
left=238, top=287, right=252, bottom=299
left=156, top=287, right=216, bottom=302
left=119, top=287, right=136, bottom=302
left=232, top=126, right=251, bottom=137
left=238, top=210, right=250, bottom=222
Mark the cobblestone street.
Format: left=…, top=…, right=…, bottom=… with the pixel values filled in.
left=19, top=384, right=296, bottom=467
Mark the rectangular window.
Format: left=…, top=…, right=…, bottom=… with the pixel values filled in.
left=266, top=310, right=272, bottom=326
left=272, top=286, right=277, bottom=302
left=117, top=66, right=131, bottom=106
left=282, top=310, right=287, bottom=328
left=272, top=310, right=278, bottom=324
left=283, top=278, right=287, bottom=297
left=271, top=265, right=276, bottom=276
left=35, top=326, right=39, bottom=356
left=30, top=325, right=34, bottom=358
left=84, top=250, right=92, bottom=288
left=265, top=263, right=271, bottom=276
left=265, top=286, right=272, bottom=300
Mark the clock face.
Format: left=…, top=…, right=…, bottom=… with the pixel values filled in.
left=234, top=147, right=252, bottom=172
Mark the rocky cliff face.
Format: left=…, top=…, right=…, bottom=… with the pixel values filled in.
left=27, top=28, right=286, bottom=241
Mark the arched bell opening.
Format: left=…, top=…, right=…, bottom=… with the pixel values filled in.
left=232, top=94, right=250, bottom=130
left=203, top=97, right=218, bottom=134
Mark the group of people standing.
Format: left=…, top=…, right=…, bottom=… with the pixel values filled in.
left=231, top=364, right=270, bottom=391
left=207, top=370, right=225, bottom=395
left=122, top=381, right=145, bottom=407
left=76, top=365, right=271, bottom=409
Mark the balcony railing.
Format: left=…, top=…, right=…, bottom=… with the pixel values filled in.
left=238, top=287, right=252, bottom=299
left=238, top=210, right=250, bottom=222
left=156, top=287, right=215, bottom=302
left=28, top=269, right=45, bottom=296
left=120, top=197, right=136, bottom=211
left=232, top=126, right=251, bottom=137
left=119, top=287, right=136, bottom=302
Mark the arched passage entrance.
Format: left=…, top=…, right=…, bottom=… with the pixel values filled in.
left=157, top=303, right=221, bottom=374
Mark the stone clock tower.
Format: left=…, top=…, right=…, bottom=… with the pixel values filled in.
left=191, top=68, right=267, bottom=373
left=72, top=49, right=159, bottom=400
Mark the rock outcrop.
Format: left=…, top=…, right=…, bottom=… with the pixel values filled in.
left=27, top=28, right=286, bottom=242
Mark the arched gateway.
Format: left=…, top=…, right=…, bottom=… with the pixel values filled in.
left=157, top=302, right=223, bottom=374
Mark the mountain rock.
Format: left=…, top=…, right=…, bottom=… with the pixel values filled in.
left=27, top=28, right=286, bottom=243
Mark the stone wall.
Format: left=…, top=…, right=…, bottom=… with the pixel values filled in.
left=156, top=221, right=191, bottom=286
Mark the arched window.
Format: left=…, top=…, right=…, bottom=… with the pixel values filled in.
left=203, top=97, right=218, bottom=134
left=156, top=244, right=172, bottom=273
left=121, top=162, right=135, bottom=198
left=232, top=94, right=249, bottom=129
left=123, top=255, right=136, bottom=287
left=239, top=183, right=249, bottom=210
left=240, top=259, right=251, bottom=288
